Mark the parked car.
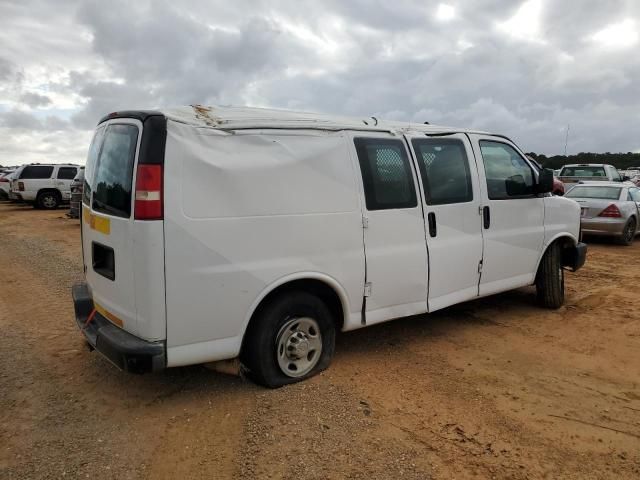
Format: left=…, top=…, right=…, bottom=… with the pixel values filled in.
left=0, top=169, right=16, bottom=200
left=9, top=163, right=80, bottom=209
left=67, top=167, right=85, bottom=219
left=72, top=105, right=586, bottom=387
left=565, top=182, right=640, bottom=245
left=558, top=164, right=624, bottom=186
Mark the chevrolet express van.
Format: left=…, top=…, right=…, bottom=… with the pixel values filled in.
left=72, top=105, right=586, bottom=387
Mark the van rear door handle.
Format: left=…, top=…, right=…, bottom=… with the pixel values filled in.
left=483, top=206, right=490, bottom=229
left=427, top=212, right=437, bottom=237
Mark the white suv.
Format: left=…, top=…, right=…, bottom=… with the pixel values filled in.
left=10, top=163, right=80, bottom=209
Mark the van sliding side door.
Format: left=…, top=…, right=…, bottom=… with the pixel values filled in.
left=349, top=132, right=429, bottom=326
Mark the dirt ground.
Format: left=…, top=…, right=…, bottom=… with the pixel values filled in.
left=0, top=201, right=638, bottom=480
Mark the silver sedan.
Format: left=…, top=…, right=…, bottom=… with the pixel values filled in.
left=565, top=182, right=640, bottom=245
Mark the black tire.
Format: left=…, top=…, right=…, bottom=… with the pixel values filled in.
left=240, top=291, right=336, bottom=388
left=536, top=242, right=565, bottom=309
left=36, top=191, right=60, bottom=210
left=618, top=217, right=636, bottom=246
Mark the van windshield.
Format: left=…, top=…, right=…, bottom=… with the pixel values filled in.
left=84, top=124, right=139, bottom=217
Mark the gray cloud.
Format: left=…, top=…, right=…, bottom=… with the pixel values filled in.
left=20, top=92, right=52, bottom=108
left=1, top=0, right=640, bottom=165
left=0, top=109, right=43, bottom=130
left=0, top=109, right=69, bottom=131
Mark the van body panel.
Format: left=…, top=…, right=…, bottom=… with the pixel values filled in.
left=541, top=196, right=581, bottom=247
left=131, top=221, right=166, bottom=341
left=163, top=121, right=365, bottom=361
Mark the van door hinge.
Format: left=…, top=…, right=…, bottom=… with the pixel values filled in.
left=478, top=205, right=484, bottom=216
left=478, top=260, right=483, bottom=274
left=364, top=282, right=372, bottom=297
left=362, top=215, right=369, bottom=228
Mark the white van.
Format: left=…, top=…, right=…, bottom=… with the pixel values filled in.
left=72, top=105, right=586, bottom=387
left=10, top=163, right=80, bottom=208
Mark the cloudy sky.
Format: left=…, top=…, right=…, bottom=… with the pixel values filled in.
left=1, top=0, right=639, bottom=165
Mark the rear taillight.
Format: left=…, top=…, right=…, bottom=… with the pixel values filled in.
left=598, top=204, right=622, bottom=218
left=0, top=177, right=8, bottom=183
left=18, top=181, right=24, bottom=191
left=134, top=164, right=163, bottom=220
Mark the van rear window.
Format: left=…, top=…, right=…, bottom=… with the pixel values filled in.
left=86, top=124, right=139, bottom=217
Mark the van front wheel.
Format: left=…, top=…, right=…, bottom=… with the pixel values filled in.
left=241, top=291, right=336, bottom=388
left=535, top=242, right=564, bottom=309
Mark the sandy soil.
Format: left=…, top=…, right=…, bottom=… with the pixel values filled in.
left=0, top=201, right=639, bottom=479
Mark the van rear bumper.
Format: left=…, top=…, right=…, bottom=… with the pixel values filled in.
left=72, top=282, right=166, bottom=374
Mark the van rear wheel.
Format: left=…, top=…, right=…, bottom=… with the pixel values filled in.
left=240, top=291, right=336, bottom=388
left=535, top=242, right=564, bottom=309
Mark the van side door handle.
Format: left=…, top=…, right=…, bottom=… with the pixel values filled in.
left=427, top=212, right=437, bottom=237
left=483, top=206, right=490, bottom=229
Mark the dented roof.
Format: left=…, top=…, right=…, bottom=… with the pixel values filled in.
left=160, top=104, right=489, bottom=136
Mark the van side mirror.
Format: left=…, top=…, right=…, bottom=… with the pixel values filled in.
left=535, top=168, right=554, bottom=194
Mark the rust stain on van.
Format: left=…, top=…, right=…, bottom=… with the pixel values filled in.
left=192, top=104, right=221, bottom=127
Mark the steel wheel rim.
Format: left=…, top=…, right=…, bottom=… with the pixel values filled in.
left=42, top=195, right=56, bottom=208
left=276, top=316, right=322, bottom=378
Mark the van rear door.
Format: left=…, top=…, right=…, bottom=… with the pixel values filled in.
left=82, top=116, right=167, bottom=341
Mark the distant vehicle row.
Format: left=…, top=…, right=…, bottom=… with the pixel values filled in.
left=2, top=163, right=84, bottom=209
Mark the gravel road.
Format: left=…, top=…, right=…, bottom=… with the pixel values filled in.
left=1, top=202, right=639, bottom=479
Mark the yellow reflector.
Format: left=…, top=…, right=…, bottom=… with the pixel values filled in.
left=83, top=210, right=111, bottom=235
left=91, top=215, right=111, bottom=235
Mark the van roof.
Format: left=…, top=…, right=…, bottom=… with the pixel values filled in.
left=103, top=105, right=492, bottom=137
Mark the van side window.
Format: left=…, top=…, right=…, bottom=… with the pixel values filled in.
left=479, top=141, right=535, bottom=199
left=411, top=138, right=473, bottom=205
left=20, top=165, right=54, bottom=179
left=57, top=167, right=77, bottom=180
left=354, top=138, right=417, bottom=210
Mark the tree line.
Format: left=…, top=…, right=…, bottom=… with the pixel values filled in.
left=526, top=152, right=640, bottom=170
